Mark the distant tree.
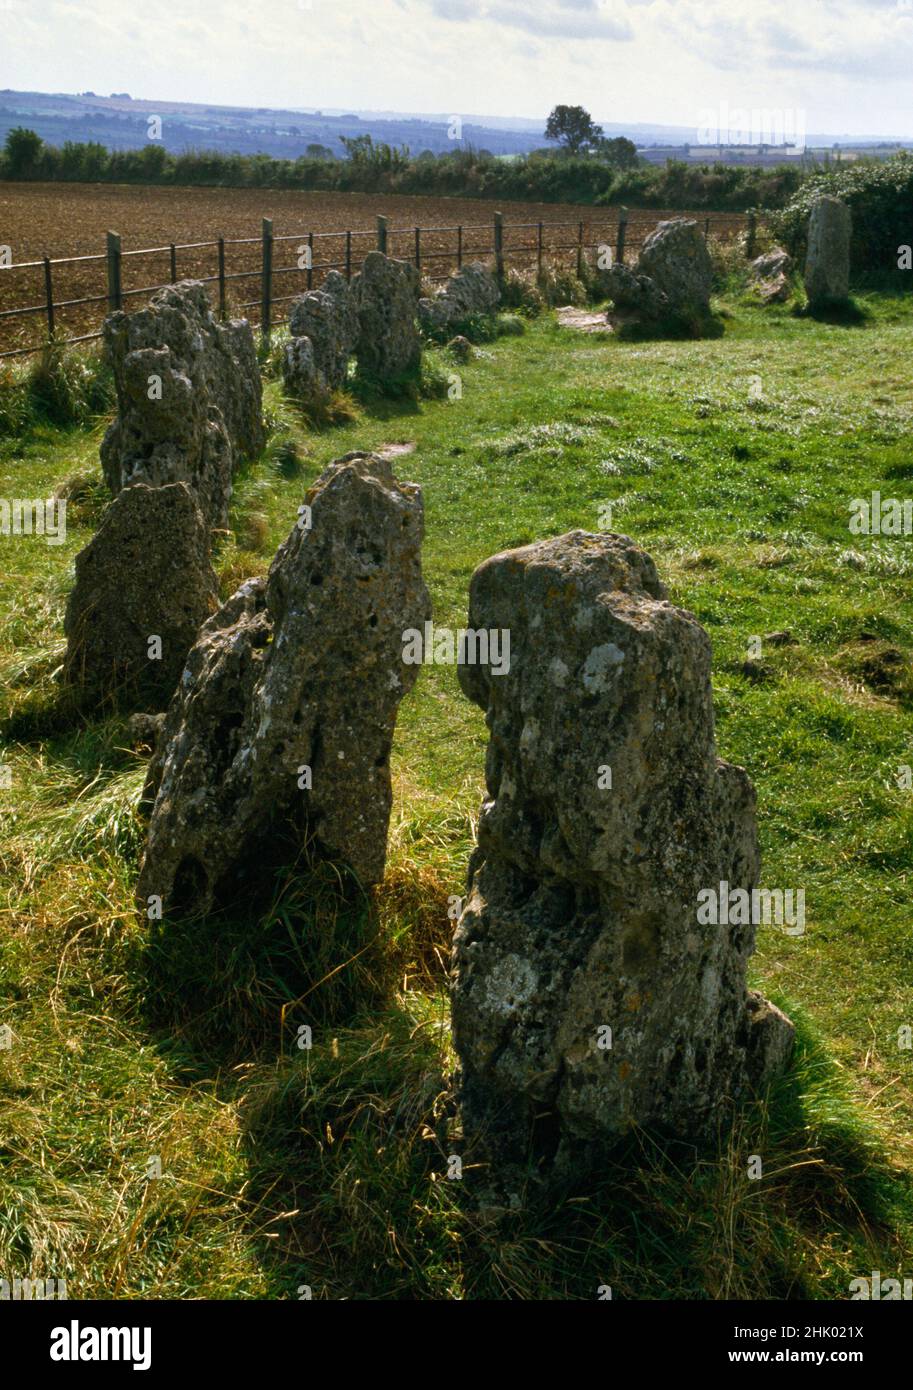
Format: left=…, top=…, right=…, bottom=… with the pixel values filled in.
left=544, top=105, right=603, bottom=156
left=305, top=142, right=335, bottom=160
left=596, top=136, right=640, bottom=169
left=4, top=126, right=43, bottom=177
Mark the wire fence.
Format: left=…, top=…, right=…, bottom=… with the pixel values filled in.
left=0, top=208, right=756, bottom=360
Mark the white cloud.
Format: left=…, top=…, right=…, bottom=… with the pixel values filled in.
left=0, top=0, right=910, bottom=137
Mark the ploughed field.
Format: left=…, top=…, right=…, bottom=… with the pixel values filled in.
left=0, top=181, right=748, bottom=352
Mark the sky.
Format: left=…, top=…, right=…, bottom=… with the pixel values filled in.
left=2, top=0, right=913, bottom=138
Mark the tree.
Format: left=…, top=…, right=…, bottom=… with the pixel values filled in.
left=544, top=105, right=603, bottom=156
left=596, top=136, right=640, bottom=169
left=4, top=126, right=43, bottom=177
left=305, top=143, right=335, bottom=160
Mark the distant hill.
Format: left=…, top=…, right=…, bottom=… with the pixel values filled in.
left=1, top=90, right=906, bottom=166
left=0, top=89, right=549, bottom=158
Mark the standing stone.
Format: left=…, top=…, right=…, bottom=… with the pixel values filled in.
left=750, top=246, right=793, bottom=304
left=418, top=262, right=500, bottom=336
left=63, top=482, right=219, bottom=709
left=451, top=531, right=793, bottom=1180
left=636, top=218, right=714, bottom=316
left=351, top=252, right=422, bottom=382
left=601, top=263, right=670, bottom=323
left=288, top=271, right=357, bottom=389
left=100, top=281, right=264, bottom=530
left=137, top=452, right=431, bottom=917
left=804, top=197, right=851, bottom=306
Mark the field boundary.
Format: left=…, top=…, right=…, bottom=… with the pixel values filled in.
left=0, top=207, right=755, bottom=359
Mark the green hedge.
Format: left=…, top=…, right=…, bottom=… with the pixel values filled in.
left=1, top=129, right=805, bottom=213
left=769, top=152, right=913, bottom=276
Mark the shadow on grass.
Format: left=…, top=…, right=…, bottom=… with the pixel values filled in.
left=232, top=995, right=913, bottom=1300
left=613, top=310, right=726, bottom=343
left=138, top=852, right=397, bottom=1083
left=796, top=298, right=870, bottom=327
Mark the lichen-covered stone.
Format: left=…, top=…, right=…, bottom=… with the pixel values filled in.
left=63, top=482, right=219, bottom=709
left=447, top=335, right=474, bottom=362
left=351, top=252, right=422, bottom=382
left=284, top=271, right=357, bottom=399
left=418, top=262, right=500, bottom=335
left=100, top=281, right=264, bottom=530
left=602, top=263, right=670, bottom=322
left=804, top=197, right=851, bottom=306
left=451, top=530, right=794, bottom=1177
left=137, top=452, right=431, bottom=917
left=750, top=247, right=793, bottom=304
left=636, top=218, right=714, bottom=315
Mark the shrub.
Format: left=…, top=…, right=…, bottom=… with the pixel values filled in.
left=498, top=268, right=544, bottom=317
left=0, top=342, right=113, bottom=437
left=536, top=258, right=588, bottom=307
left=0, top=362, right=31, bottom=438
left=769, top=152, right=913, bottom=278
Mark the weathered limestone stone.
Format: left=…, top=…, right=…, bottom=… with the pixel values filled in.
left=137, top=452, right=431, bottom=916
left=602, top=263, right=670, bottom=322
left=750, top=246, right=793, bottom=304
left=447, top=335, right=474, bottom=363
left=351, top=252, right=422, bottom=381
left=636, top=218, right=714, bottom=315
left=451, top=531, right=794, bottom=1177
left=284, top=271, right=357, bottom=399
left=804, top=196, right=851, bottom=306
left=100, top=281, right=264, bottom=530
left=281, top=334, right=320, bottom=403
left=418, top=262, right=500, bottom=335
left=63, top=482, right=219, bottom=709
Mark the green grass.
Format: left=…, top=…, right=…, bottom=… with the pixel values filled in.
left=2, top=287, right=913, bottom=1299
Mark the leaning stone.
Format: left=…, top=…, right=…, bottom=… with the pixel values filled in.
left=451, top=530, right=794, bottom=1179
left=751, top=247, right=793, bottom=282
left=351, top=252, right=422, bottom=382
left=100, top=280, right=264, bottom=530
left=63, top=482, right=219, bottom=710
left=137, top=452, right=431, bottom=917
left=750, top=246, right=793, bottom=304
left=804, top=196, right=852, bottom=306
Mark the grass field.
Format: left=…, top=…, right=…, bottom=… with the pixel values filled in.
left=0, top=180, right=747, bottom=352
left=1, top=278, right=912, bottom=1299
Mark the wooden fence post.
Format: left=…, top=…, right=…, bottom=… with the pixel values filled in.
left=494, top=211, right=504, bottom=279
left=456, top=225, right=463, bottom=270
left=414, top=226, right=421, bottom=272
left=377, top=215, right=388, bottom=254
left=217, top=237, right=226, bottom=318
left=43, top=256, right=55, bottom=338
left=537, top=221, right=544, bottom=276
left=346, top=229, right=352, bottom=281
left=704, top=217, right=711, bottom=241
left=577, top=220, right=585, bottom=279
left=307, top=231, right=314, bottom=290
left=615, top=208, right=628, bottom=266
left=106, top=231, right=122, bottom=313
left=169, top=243, right=177, bottom=283
left=261, top=217, right=273, bottom=345
left=746, top=210, right=757, bottom=260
